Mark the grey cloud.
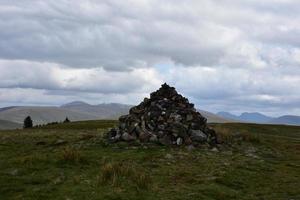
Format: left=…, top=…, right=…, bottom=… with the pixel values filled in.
left=0, top=60, right=162, bottom=94
left=165, top=65, right=300, bottom=116
left=0, top=0, right=299, bottom=70
left=0, top=0, right=300, bottom=116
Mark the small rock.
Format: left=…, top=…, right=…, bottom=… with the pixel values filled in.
left=211, top=147, right=219, bottom=152
left=176, top=137, right=183, bottom=146
left=149, top=135, right=158, bottom=142
left=165, top=154, right=173, bottom=159
left=189, top=130, right=207, bottom=143
left=159, top=135, right=172, bottom=145
left=184, top=137, right=193, bottom=145
left=121, top=132, right=135, bottom=141
left=186, top=114, right=193, bottom=121
left=54, top=139, right=67, bottom=146
left=139, top=132, right=151, bottom=142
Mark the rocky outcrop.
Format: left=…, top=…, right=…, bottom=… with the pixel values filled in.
left=107, top=83, right=216, bottom=146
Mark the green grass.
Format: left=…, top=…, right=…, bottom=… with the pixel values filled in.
left=0, top=121, right=299, bottom=200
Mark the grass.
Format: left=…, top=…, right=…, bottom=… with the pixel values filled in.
left=97, top=161, right=151, bottom=190
left=61, top=146, right=83, bottom=163
left=0, top=120, right=299, bottom=199
left=214, top=125, right=261, bottom=144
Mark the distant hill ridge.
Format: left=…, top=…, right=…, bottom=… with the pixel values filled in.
left=0, top=119, right=22, bottom=130
left=217, top=111, right=300, bottom=125
left=1, top=101, right=299, bottom=130
left=0, top=101, right=231, bottom=129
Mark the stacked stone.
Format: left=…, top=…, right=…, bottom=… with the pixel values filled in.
left=107, top=83, right=216, bottom=146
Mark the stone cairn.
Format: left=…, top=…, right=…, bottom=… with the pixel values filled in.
left=107, top=83, right=216, bottom=146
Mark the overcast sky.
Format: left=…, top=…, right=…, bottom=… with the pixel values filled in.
left=0, top=0, right=300, bottom=116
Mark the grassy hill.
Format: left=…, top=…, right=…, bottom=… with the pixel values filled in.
left=0, top=103, right=232, bottom=128
left=61, top=102, right=132, bottom=120
left=0, top=119, right=22, bottom=130
left=0, top=106, right=98, bottom=125
left=0, top=121, right=299, bottom=200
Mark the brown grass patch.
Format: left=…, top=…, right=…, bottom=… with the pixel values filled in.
left=98, top=161, right=151, bottom=190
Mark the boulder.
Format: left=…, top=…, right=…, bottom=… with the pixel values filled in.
left=189, top=130, right=207, bottom=143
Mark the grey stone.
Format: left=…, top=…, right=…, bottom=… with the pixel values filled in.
left=165, top=153, right=173, bottom=159
left=139, top=132, right=151, bottom=142
left=54, top=139, right=67, bottom=146
left=189, top=130, right=207, bottom=143
left=121, top=132, right=135, bottom=141
left=186, top=114, right=193, bottom=121
left=176, top=137, right=183, bottom=145
left=211, top=147, right=219, bottom=152
left=149, top=134, right=158, bottom=142
left=159, top=135, right=172, bottom=145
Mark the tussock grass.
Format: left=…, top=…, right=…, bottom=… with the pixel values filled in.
left=61, top=146, right=83, bottom=163
left=98, top=161, right=152, bottom=190
left=134, top=171, right=152, bottom=189
left=240, top=132, right=261, bottom=144
left=214, top=126, right=260, bottom=144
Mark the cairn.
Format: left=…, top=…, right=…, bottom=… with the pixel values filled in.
left=107, top=83, right=216, bottom=146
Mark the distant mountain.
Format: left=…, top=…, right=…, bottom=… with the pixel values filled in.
left=198, top=110, right=234, bottom=123
left=61, top=101, right=132, bottom=119
left=217, top=111, right=300, bottom=125
left=0, top=102, right=234, bottom=129
left=0, top=106, right=97, bottom=125
left=268, top=115, right=300, bottom=125
left=62, top=101, right=232, bottom=123
left=0, top=119, right=22, bottom=130
left=217, top=112, right=240, bottom=121
left=239, top=112, right=273, bottom=123
left=217, top=111, right=272, bottom=123
left=0, top=106, right=17, bottom=112
left=1, top=102, right=299, bottom=128
left=217, top=111, right=274, bottom=123
left=61, top=101, right=90, bottom=107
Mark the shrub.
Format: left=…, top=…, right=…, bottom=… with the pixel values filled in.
left=64, top=117, right=70, bottom=123
left=23, top=116, right=33, bottom=129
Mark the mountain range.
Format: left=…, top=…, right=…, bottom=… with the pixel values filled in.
left=0, top=101, right=299, bottom=130
left=0, top=101, right=230, bottom=130
left=217, top=111, right=300, bottom=125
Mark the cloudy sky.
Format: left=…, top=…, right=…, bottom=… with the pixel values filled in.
left=0, top=0, right=300, bottom=116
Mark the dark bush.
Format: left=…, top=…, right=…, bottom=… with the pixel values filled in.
left=23, top=116, right=33, bottom=129
left=64, top=117, right=70, bottom=123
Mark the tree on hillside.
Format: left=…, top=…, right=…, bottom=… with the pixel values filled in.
left=23, top=116, right=33, bottom=128
left=64, top=117, right=70, bottom=123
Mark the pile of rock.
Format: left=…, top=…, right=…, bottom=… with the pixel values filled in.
left=107, top=83, right=216, bottom=146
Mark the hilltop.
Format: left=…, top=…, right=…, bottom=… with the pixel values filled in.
left=0, top=120, right=299, bottom=199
